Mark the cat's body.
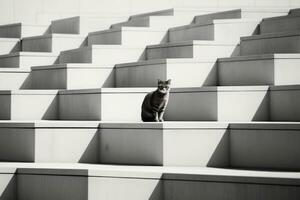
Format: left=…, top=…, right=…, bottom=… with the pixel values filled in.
left=141, top=79, right=171, bottom=122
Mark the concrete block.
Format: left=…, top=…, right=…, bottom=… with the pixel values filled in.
left=261, top=15, right=300, bottom=34
left=51, top=16, right=127, bottom=35
left=88, top=27, right=167, bottom=46
left=59, top=45, right=145, bottom=64
left=22, top=34, right=86, bottom=52
left=270, top=85, right=300, bottom=121
left=0, top=122, right=99, bottom=163
left=240, top=31, right=300, bottom=55
left=99, top=122, right=229, bottom=166
left=110, top=16, right=193, bottom=29
left=168, top=19, right=259, bottom=43
left=0, top=38, right=20, bottom=55
left=0, top=23, right=49, bottom=38
left=58, top=86, right=269, bottom=121
left=31, top=64, right=115, bottom=89
left=146, top=41, right=239, bottom=60
left=230, top=123, right=300, bottom=170
left=0, top=52, right=58, bottom=68
left=0, top=90, right=58, bottom=120
left=0, top=69, right=31, bottom=89
left=115, top=59, right=217, bottom=87
left=218, top=54, right=300, bottom=85
left=193, top=8, right=288, bottom=24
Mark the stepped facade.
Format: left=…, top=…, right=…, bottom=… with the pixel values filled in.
left=0, top=5, right=300, bottom=200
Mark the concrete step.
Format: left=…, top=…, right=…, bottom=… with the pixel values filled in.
left=115, top=58, right=217, bottom=87
left=168, top=19, right=260, bottom=43
left=146, top=41, right=239, bottom=60
left=88, top=27, right=167, bottom=46
left=51, top=16, right=111, bottom=35
left=0, top=52, right=58, bottom=68
left=240, top=31, right=300, bottom=55
left=0, top=164, right=300, bottom=200
left=1, top=85, right=299, bottom=121
left=31, top=64, right=115, bottom=89
left=110, top=16, right=193, bottom=29
left=58, top=86, right=269, bottom=121
left=0, top=23, right=49, bottom=38
left=22, top=34, right=87, bottom=52
left=218, top=54, right=300, bottom=86
left=260, top=14, right=300, bottom=34
left=59, top=45, right=145, bottom=65
left=59, top=85, right=300, bottom=122
left=0, top=121, right=300, bottom=170
left=0, top=68, right=30, bottom=89
left=193, top=8, right=288, bottom=24
left=0, top=38, right=20, bottom=55
left=98, top=122, right=300, bottom=169
left=0, top=90, right=58, bottom=120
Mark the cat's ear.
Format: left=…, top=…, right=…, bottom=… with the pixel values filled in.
left=158, top=79, right=162, bottom=84
left=166, top=79, right=171, bottom=85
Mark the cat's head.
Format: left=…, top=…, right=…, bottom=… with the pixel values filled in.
left=157, top=79, right=171, bottom=94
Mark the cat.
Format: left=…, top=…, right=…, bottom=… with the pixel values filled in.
left=141, top=79, right=171, bottom=122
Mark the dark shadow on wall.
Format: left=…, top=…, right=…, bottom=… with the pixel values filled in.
left=0, top=91, right=11, bottom=120
left=0, top=174, right=17, bottom=200
left=251, top=90, right=270, bottom=121
left=9, top=41, right=21, bottom=53
left=207, top=129, right=230, bottom=168
left=17, top=169, right=88, bottom=200
left=42, top=95, right=59, bottom=120
left=102, top=68, right=116, bottom=88
left=79, top=130, right=99, bottom=164
left=203, top=62, right=218, bottom=86
left=0, top=125, right=35, bottom=162
left=20, top=72, right=32, bottom=89
left=149, top=180, right=164, bottom=200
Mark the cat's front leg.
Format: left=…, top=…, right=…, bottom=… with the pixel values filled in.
left=158, top=110, right=165, bottom=122
left=154, top=111, right=159, bottom=122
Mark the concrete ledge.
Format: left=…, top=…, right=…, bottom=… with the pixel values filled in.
left=59, top=45, right=145, bottom=64
left=22, top=34, right=87, bottom=52
left=146, top=40, right=239, bottom=60
left=88, top=27, right=167, bottom=46
left=240, top=31, right=300, bottom=55
left=0, top=68, right=31, bottom=89
left=116, top=58, right=217, bottom=87
left=218, top=54, right=300, bottom=85
left=0, top=52, right=58, bottom=68
left=31, top=64, right=115, bottom=89
left=0, top=23, right=49, bottom=38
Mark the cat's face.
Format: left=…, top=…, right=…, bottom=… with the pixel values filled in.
left=157, top=79, right=171, bottom=94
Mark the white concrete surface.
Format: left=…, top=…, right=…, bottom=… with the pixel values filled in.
left=0, top=52, right=58, bottom=68
left=22, top=34, right=87, bottom=52
left=218, top=54, right=300, bottom=85
left=31, top=64, right=115, bottom=89
left=146, top=40, right=239, bottom=60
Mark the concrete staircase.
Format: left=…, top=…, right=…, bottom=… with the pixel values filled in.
left=0, top=6, right=300, bottom=200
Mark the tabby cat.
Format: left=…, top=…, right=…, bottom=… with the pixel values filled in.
left=141, top=79, right=171, bottom=122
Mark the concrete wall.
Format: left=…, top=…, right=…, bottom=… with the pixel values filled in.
left=1, top=0, right=300, bottom=25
